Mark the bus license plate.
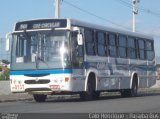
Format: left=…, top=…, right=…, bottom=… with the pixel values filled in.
left=50, top=85, right=60, bottom=89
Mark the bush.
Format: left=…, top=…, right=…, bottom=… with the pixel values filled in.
left=0, top=66, right=10, bottom=80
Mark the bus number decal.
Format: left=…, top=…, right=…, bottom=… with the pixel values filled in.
left=14, top=84, right=24, bottom=90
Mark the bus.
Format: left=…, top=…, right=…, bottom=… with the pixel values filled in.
left=7, top=18, right=156, bottom=102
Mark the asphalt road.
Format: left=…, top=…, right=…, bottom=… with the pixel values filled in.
left=0, top=92, right=160, bottom=113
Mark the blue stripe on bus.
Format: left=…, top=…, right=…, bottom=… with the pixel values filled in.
left=10, top=69, right=72, bottom=75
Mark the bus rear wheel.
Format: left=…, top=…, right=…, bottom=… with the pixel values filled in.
left=130, top=80, right=138, bottom=97
left=33, top=94, right=47, bottom=102
left=121, top=80, right=138, bottom=97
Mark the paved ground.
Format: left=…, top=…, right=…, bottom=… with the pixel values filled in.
left=0, top=92, right=160, bottom=113
left=0, top=80, right=160, bottom=102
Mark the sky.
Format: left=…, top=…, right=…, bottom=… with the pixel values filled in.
left=0, top=0, right=160, bottom=56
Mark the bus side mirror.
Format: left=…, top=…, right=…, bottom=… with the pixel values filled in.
left=6, top=33, right=12, bottom=51
left=77, top=33, right=83, bottom=45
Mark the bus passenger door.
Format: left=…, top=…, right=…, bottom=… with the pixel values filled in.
left=71, top=31, right=85, bottom=91
left=71, top=31, right=84, bottom=68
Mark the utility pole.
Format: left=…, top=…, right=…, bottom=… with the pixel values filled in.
left=132, top=0, right=139, bottom=32
left=55, top=0, right=60, bottom=18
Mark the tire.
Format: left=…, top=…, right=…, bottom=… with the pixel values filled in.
left=33, top=94, right=47, bottom=102
left=121, top=81, right=138, bottom=97
left=93, top=91, right=100, bottom=100
left=80, top=81, right=93, bottom=101
left=130, top=81, right=138, bottom=97
left=80, top=78, right=100, bottom=101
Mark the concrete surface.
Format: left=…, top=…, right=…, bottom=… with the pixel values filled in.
left=0, top=81, right=11, bottom=95
left=151, top=80, right=160, bottom=88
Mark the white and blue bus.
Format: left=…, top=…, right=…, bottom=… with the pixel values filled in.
left=7, top=18, right=156, bottom=102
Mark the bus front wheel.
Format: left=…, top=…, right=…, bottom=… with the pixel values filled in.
left=33, top=94, right=47, bottom=102
left=80, top=81, right=93, bottom=101
left=130, top=80, right=138, bottom=97
left=80, top=79, right=99, bottom=100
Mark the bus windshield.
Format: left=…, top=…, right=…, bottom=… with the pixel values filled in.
left=11, top=30, right=71, bottom=70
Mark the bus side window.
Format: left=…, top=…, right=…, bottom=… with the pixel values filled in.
left=108, top=33, right=117, bottom=57
left=118, top=35, right=127, bottom=58
left=128, top=37, right=137, bottom=59
left=146, top=40, right=154, bottom=61
left=96, top=31, right=106, bottom=56
left=138, top=39, right=146, bottom=60
left=71, top=32, right=84, bottom=67
left=85, top=29, right=95, bottom=56
left=105, top=33, right=109, bottom=56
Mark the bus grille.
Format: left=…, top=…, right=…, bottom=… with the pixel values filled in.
left=24, top=79, right=50, bottom=84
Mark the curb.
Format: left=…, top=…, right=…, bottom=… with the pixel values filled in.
left=139, top=88, right=160, bottom=93
left=0, top=98, right=33, bottom=103
left=0, top=93, right=33, bottom=103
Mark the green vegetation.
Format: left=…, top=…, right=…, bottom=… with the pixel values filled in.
left=0, top=66, right=10, bottom=80
left=156, top=64, right=160, bottom=68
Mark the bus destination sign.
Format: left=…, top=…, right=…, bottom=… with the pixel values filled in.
left=15, top=19, right=67, bottom=31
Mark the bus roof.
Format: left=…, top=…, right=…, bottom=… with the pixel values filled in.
left=69, top=18, right=153, bottom=40
left=14, top=18, right=153, bottom=40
